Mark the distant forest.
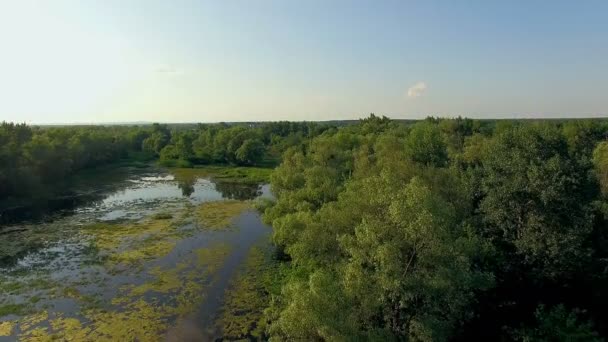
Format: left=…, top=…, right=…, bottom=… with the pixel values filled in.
left=3, top=115, right=608, bottom=340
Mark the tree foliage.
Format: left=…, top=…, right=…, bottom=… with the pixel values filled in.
left=263, top=116, right=608, bottom=340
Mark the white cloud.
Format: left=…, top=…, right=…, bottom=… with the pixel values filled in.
left=407, top=81, right=427, bottom=98
left=155, top=65, right=182, bottom=75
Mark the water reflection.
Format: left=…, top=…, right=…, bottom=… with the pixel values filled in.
left=178, top=178, right=196, bottom=197
left=213, top=182, right=261, bottom=200
left=0, top=165, right=269, bottom=226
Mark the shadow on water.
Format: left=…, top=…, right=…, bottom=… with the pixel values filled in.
left=0, top=164, right=156, bottom=225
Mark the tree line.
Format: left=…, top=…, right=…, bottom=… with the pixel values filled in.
left=0, top=121, right=330, bottom=208
left=262, top=115, right=608, bottom=341
left=157, top=121, right=330, bottom=167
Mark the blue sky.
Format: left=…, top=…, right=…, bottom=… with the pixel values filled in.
left=0, top=0, right=607, bottom=123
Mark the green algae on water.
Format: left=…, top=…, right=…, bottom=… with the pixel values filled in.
left=217, top=246, right=273, bottom=340
left=0, top=320, right=16, bottom=336
left=1, top=173, right=267, bottom=341
left=170, top=166, right=273, bottom=185
left=195, top=200, right=251, bottom=230
left=13, top=243, right=234, bottom=341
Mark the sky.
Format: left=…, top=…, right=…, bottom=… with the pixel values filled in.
left=0, top=0, right=607, bottom=123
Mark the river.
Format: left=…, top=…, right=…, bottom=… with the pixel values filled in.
left=0, top=164, right=274, bottom=341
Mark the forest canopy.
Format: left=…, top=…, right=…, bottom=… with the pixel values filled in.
left=262, top=115, right=608, bottom=341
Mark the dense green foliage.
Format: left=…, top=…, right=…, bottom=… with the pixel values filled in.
left=0, top=121, right=329, bottom=213
left=0, top=122, right=155, bottom=205
left=263, top=115, right=608, bottom=340
left=157, top=121, right=330, bottom=167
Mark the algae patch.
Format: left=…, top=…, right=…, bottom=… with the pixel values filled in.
left=0, top=320, right=16, bottom=336
left=0, top=165, right=270, bottom=341
left=170, top=166, right=272, bottom=185
left=83, top=216, right=182, bottom=268
left=217, top=247, right=273, bottom=340
left=13, top=243, right=233, bottom=341
left=0, top=303, right=28, bottom=317
left=196, top=200, right=251, bottom=229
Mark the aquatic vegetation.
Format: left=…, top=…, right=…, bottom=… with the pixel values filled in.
left=128, top=244, right=233, bottom=316
left=49, top=316, right=90, bottom=340
left=12, top=243, right=233, bottom=341
left=0, top=320, right=16, bottom=336
left=0, top=303, right=28, bottom=317
left=110, top=240, right=176, bottom=267
left=152, top=212, right=173, bottom=220
left=59, top=286, right=103, bottom=307
left=84, top=219, right=171, bottom=252
left=0, top=165, right=271, bottom=341
left=28, top=295, right=42, bottom=304
left=0, top=227, right=53, bottom=265
left=170, top=166, right=272, bottom=185
left=26, top=277, right=60, bottom=292
left=19, top=311, right=49, bottom=332
left=196, top=200, right=251, bottom=229
left=83, top=300, right=168, bottom=342
left=130, top=265, right=185, bottom=296
left=0, top=278, right=23, bottom=294
left=218, top=247, right=273, bottom=339
left=16, top=301, right=167, bottom=342
left=83, top=216, right=184, bottom=269
left=196, top=244, right=233, bottom=272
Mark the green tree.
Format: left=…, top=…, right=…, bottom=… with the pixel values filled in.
left=513, top=305, right=601, bottom=342
left=235, top=139, right=265, bottom=165
left=478, top=124, right=594, bottom=279
left=593, top=141, right=608, bottom=195
left=406, top=121, right=448, bottom=167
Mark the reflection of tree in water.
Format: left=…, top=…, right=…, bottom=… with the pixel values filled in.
left=177, top=178, right=195, bottom=197
left=214, top=181, right=261, bottom=200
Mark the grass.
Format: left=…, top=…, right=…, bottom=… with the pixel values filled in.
left=170, top=165, right=273, bottom=185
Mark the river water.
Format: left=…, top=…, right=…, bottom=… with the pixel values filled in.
left=0, top=165, right=273, bottom=341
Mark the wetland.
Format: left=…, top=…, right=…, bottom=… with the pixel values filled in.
left=0, top=164, right=274, bottom=341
